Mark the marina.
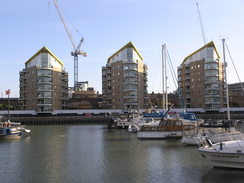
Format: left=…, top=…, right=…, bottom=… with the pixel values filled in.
left=0, top=0, right=244, bottom=182
left=1, top=123, right=244, bottom=182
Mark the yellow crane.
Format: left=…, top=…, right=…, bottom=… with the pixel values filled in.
left=52, top=0, right=87, bottom=90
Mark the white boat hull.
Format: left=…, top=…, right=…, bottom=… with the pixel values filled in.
left=0, top=133, right=21, bottom=140
left=199, top=140, right=244, bottom=169
left=137, top=131, right=182, bottom=139
left=199, top=150, right=244, bottom=169
left=182, top=132, right=243, bottom=146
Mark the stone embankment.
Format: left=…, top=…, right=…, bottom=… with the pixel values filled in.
left=10, top=116, right=112, bottom=125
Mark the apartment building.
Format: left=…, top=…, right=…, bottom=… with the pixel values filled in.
left=178, top=41, right=225, bottom=111
left=229, top=82, right=244, bottom=107
left=19, top=47, right=68, bottom=113
left=102, top=42, right=148, bottom=111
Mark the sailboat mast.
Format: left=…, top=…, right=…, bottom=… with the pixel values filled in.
left=162, top=45, right=165, bottom=111
left=165, top=46, right=168, bottom=111
left=162, top=44, right=168, bottom=111
left=222, top=38, right=230, bottom=121
left=8, top=92, right=10, bottom=120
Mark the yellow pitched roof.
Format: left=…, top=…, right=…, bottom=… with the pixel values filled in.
left=25, top=46, right=63, bottom=67
left=182, top=41, right=221, bottom=65
left=107, top=42, right=143, bottom=63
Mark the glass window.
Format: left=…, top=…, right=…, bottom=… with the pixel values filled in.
left=126, top=48, right=133, bottom=59
left=37, top=84, right=52, bottom=90
left=37, top=69, right=52, bottom=76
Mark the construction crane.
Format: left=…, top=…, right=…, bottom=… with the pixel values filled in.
left=52, top=0, right=87, bottom=90
left=196, top=2, right=207, bottom=45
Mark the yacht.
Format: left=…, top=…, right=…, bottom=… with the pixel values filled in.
left=137, top=117, right=196, bottom=139
left=198, top=138, right=244, bottom=169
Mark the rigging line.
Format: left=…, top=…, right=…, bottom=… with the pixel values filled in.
left=225, top=43, right=244, bottom=93
left=165, top=48, right=178, bottom=82
left=165, top=48, right=178, bottom=89
left=166, top=56, right=178, bottom=90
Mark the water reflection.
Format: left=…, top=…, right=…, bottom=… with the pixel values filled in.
left=0, top=124, right=244, bottom=183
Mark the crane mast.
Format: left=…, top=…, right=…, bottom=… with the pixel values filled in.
left=52, top=0, right=87, bottom=90
left=196, top=2, right=207, bottom=45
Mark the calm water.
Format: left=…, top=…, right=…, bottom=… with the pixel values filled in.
left=1, top=124, right=244, bottom=183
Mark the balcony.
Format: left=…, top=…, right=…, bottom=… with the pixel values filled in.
left=107, top=95, right=112, bottom=99
left=123, top=102, right=138, bottom=106
left=37, top=103, right=52, bottom=106
left=123, top=82, right=138, bottom=85
left=107, top=82, right=112, bottom=86
left=185, top=76, right=190, bottom=80
left=37, top=88, right=52, bottom=92
left=204, top=100, right=220, bottom=104
left=123, top=74, right=137, bottom=78
left=204, top=59, right=219, bottom=63
left=185, top=93, right=190, bottom=98
left=37, top=96, right=52, bottom=99
left=123, top=60, right=137, bottom=64
left=123, top=64, right=137, bottom=71
left=178, top=70, right=182, bottom=76
left=185, top=70, right=190, bottom=74
left=204, top=73, right=219, bottom=77
left=123, top=95, right=138, bottom=99
left=204, top=94, right=220, bottom=98
left=123, top=88, right=138, bottom=91
left=204, top=80, right=218, bottom=84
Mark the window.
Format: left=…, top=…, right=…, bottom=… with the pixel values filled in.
left=126, top=48, right=133, bottom=59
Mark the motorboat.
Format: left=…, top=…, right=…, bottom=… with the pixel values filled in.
left=0, top=126, right=22, bottom=140
left=116, top=113, right=143, bottom=129
left=182, top=130, right=243, bottom=145
left=128, top=124, right=140, bottom=133
left=198, top=138, right=244, bottom=169
left=128, top=117, right=160, bottom=133
left=0, top=120, right=31, bottom=140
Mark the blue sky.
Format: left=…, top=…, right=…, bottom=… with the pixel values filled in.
left=0, top=0, right=244, bottom=97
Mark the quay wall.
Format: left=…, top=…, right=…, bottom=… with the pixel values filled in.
left=195, top=113, right=244, bottom=120
left=1, top=108, right=244, bottom=125
left=8, top=112, right=244, bottom=126
left=9, top=116, right=112, bottom=125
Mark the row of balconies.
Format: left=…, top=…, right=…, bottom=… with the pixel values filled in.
left=123, top=102, right=138, bottom=106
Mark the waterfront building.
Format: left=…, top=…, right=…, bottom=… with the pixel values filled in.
left=229, top=82, right=244, bottom=107
left=68, top=82, right=103, bottom=109
left=0, top=98, right=19, bottom=110
left=19, top=47, right=68, bottom=113
left=102, top=42, right=148, bottom=111
left=147, top=92, right=179, bottom=109
left=177, top=41, right=225, bottom=111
